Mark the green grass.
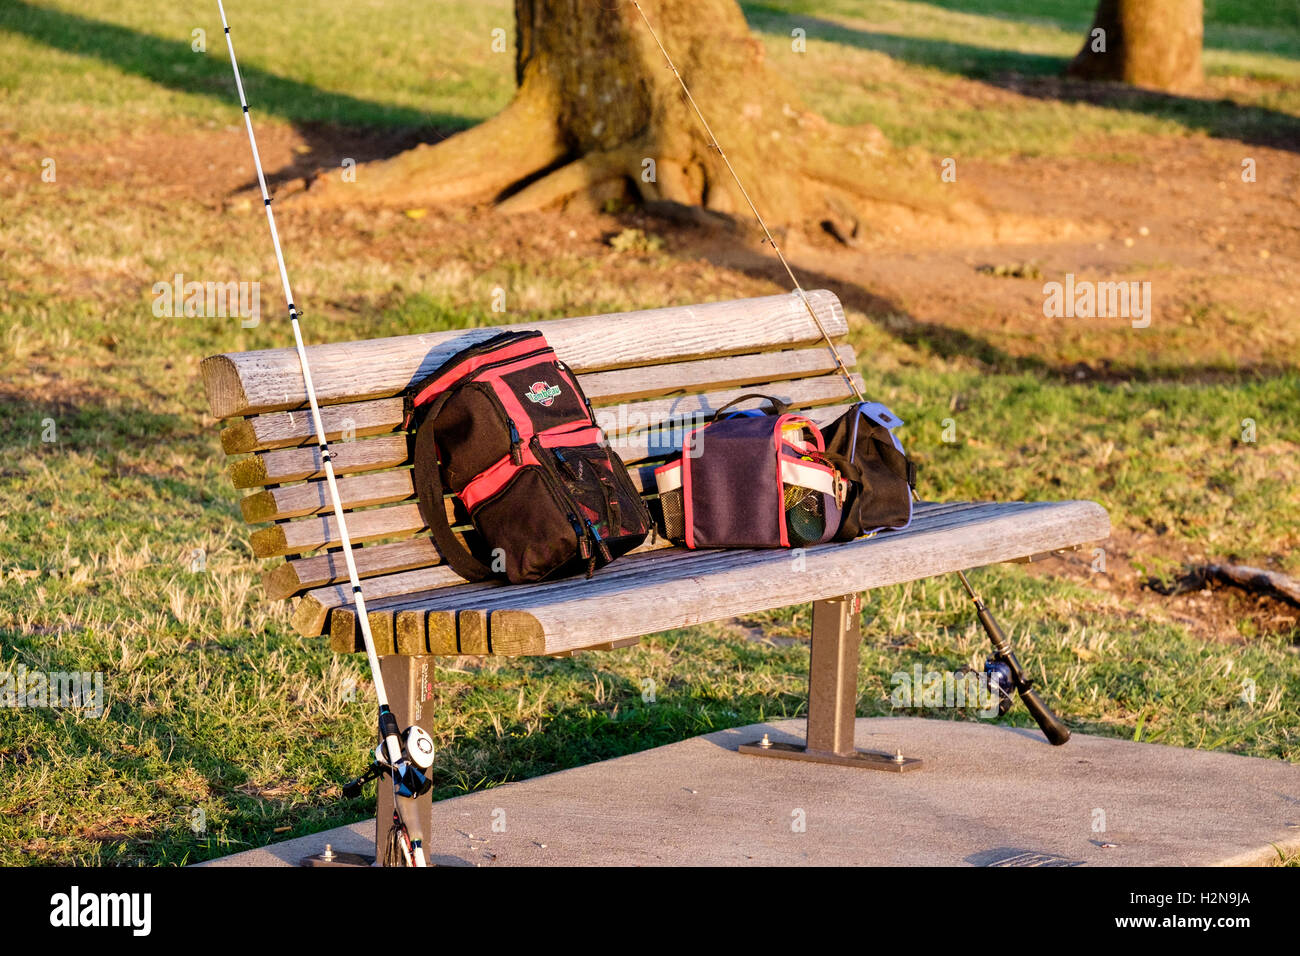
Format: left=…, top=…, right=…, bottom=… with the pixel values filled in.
left=1, top=0, right=1297, bottom=865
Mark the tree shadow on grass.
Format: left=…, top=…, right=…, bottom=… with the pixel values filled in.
left=743, top=5, right=1300, bottom=154
left=658, top=220, right=1299, bottom=385
left=0, top=0, right=471, bottom=178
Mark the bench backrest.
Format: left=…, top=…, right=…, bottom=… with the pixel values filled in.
left=201, top=290, right=859, bottom=648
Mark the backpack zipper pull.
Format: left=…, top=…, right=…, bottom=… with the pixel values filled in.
left=554, top=448, right=578, bottom=480
left=568, top=514, right=591, bottom=560
left=508, top=420, right=523, bottom=465
left=585, top=518, right=613, bottom=562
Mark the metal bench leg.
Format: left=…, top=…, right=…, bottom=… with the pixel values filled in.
left=738, top=594, right=922, bottom=771
left=375, top=654, right=435, bottom=865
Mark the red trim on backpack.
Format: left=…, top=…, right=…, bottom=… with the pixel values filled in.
left=771, top=416, right=824, bottom=547
left=412, top=336, right=547, bottom=407
left=537, top=425, right=603, bottom=447
left=460, top=451, right=530, bottom=511
left=459, top=426, right=606, bottom=511
left=476, top=355, right=574, bottom=433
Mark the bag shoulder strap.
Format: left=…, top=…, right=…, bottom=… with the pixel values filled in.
left=410, top=392, right=496, bottom=583
left=710, top=392, right=790, bottom=422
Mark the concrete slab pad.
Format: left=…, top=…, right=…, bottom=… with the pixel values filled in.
left=203, top=718, right=1300, bottom=867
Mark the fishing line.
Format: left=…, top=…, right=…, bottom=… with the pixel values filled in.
left=629, top=0, right=864, bottom=402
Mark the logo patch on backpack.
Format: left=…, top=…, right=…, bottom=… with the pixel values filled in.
left=526, top=381, right=562, bottom=406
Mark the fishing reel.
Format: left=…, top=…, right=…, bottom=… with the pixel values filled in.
left=982, top=658, right=1016, bottom=717
left=342, top=725, right=436, bottom=800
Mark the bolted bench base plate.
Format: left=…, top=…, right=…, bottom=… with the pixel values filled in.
left=737, top=739, right=923, bottom=771
left=738, top=593, right=925, bottom=772
left=300, top=847, right=374, bottom=867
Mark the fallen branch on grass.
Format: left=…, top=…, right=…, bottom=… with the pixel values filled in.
left=1150, top=563, right=1300, bottom=607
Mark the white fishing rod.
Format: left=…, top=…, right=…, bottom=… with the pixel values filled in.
left=216, top=0, right=434, bottom=863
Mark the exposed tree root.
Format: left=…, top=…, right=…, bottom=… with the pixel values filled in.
left=299, top=93, right=567, bottom=208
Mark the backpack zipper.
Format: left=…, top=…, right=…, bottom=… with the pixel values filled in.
left=529, top=435, right=595, bottom=566
left=508, top=419, right=523, bottom=465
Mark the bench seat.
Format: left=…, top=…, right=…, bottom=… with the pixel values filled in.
left=323, top=499, right=1109, bottom=656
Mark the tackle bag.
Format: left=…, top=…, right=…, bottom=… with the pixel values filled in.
left=818, top=401, right=916, bottom=540
left=653, top=394, right=846, bottom=549
left=406, top=330, right=651, bottom=584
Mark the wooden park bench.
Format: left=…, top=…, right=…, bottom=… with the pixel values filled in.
left=201, top=290, right=1110, bottom=862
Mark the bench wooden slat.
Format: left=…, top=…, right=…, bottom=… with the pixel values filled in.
left=320, top=535, right=683, bottom=647
left=295, top=562, right=469, bottom=639
left=263, top=536, right=441, bottom=601
left=251, top=502, right=427, bottom=558
left=229, top=434, right=409, bottom=489
left=579, top=344, right=857, bottom=405
left=202, top=290, right=847, bottom=419
left=596, top=373, right=862, bottom=437
left=610, top=402, right=855, bottom=464
left=320, top=501, right=1005, bottom=648
left=221, top=398, right=404, bottom=455
left=319, top=501, right=1109, bottom=653
left=241, top=469, right=414, bottom=523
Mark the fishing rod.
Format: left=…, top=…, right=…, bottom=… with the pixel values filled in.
left=216, top=0, right=435, bottom=865
left=629, top=0, right=1069, bottom=745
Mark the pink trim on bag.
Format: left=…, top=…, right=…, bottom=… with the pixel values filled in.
left=480, top=358, right=553, bottom=429
left=412, top=336, right=547, bottom=406
left=653, top=459, right=682, bottom=493
left=775, top=454, right=789, bottom=547
left=682, top=425, right=701, bottom=549
left=772, top=414, right=825, bottom=452
left=778, top=453, right=836, bottom=494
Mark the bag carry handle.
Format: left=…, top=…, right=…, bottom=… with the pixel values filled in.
left=710, top=392, right=790, bottom=421
left=411, top=393, right=498, bottom=583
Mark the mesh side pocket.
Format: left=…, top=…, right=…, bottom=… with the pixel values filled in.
left=783, top=485, right=826, bottom=547
left=659, top=487, right=686, bottom=541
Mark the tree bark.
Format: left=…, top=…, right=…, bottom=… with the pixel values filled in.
left=302, top=0, right=941, bottom=230
left=1068, top=0, right=1203, bottom=93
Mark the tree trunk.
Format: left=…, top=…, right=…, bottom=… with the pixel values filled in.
left=302, top=0, right=940, bottom=230
left=1068, top=0, right=1203, bottom=93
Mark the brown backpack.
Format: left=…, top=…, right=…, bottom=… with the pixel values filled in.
left=407, top=330, right=650, bottom=583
